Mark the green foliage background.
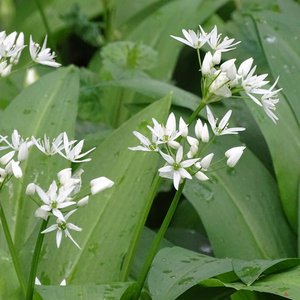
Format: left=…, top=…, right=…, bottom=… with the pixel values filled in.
left=0, top=0, right=299, bottom=299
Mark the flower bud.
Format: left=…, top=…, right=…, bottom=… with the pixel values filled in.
left=90, top=177, right=114, bottom=195
left=26, top=183, right=36, bottom=195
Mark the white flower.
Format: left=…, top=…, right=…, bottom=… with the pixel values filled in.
left=220, top=59, right=237, bottom=81
left=128, top=131, right=159, bottom=152
left=90, top=177, right=114, bottom=195
left=41, top=209, right=82, bottom=248
left=209, top=70, right=232, bottom=98
left=5, top=160, right=22, bottom=178
left=225, top=146, right=246, bottom=167
left=170, top=26, right=208, bottom=49
left=32, top=133, right=64, bottom=156
left=58, top=132, right=95, bottom=163
left=206, top=107, right=245, bottom=135
left=195, top=119, right=209, bottom=143
left=148, top=113, right=181, bottom=149
left=260, top=77, right=281, bottom=123
left=0, top=129, right=33, bottom=161
left=207, top=26, right=240, bottom=53
left=158, top=146, right=199, bottom=190
left=0, top=31, right=25, bottom=62
left=29, top=35, right=61, bottom=68
left=34, top=181, right=76, bottom=220
left=57, top=168, right=83, bottom=195
left=237, top=58, right=269, bottom=106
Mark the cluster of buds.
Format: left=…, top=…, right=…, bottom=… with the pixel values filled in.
left=171, top=25, right=281, bottom=123
left=0, top=130, right=114, bottom=248
left=129, top=108, right=245, bottom=190
left=0, top=30, right=60, bottom=77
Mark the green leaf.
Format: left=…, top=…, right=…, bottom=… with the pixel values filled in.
left=0, top=67, right=79, bottom=257
left=232, top=258, right=300, bottom=286
left=36, top=282, right=137, bottom=300
left=126, top=0, right=229, bottom=79
left=0, top=249, right=22, bottom=300
left=215, top=265, right=300, bottom=299
left=148, top=246, right=233, bottom=300
left=243, top=2, right=300, bottom=229
left=37, top=94, right=171, bottom=284
left=183, top=135, right=296, bottom=259
left=93, top=77, right=201, bottom=111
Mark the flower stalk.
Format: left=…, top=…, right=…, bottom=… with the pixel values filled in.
left=135, top=181, right=185, bottom=298
left=26, top=218, right=49, bottom=300
left=0, top=201, right=26, bottom=295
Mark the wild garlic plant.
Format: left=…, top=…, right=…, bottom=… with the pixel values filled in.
left=0, top=30, right=60, bottom=77
left=129, top=25, right=281, bottom=298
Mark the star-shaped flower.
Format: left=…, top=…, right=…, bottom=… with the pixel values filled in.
left=33, top=180, right=76, bottom=220
left=41, top=209, right=82, bottom=248
left=170, top=26, right=208, bottom=49
left=158, top=146, right=199, bottom=190
left=29, top=35, right=61, bottom=68
left=206, top=107, right=245, bottom=136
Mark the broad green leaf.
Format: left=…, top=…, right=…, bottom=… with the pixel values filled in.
left=37, top=94, right=171, bottom=284
left=254, top=0, right=300, bottom=121
left=0, top=67, right=79, bottom=272
left=211, top=265, right=300, bottom=299
left=0, top=249, right=22, bottom=300
left=148, top=246, right=233, bottom=300
left=226, top=5, right=300, bottom=230
left=36, top=282, right=137, bottom=300
left=127, top=0, right=229, bottom=79
left=232, top=258, right=300, bottom=286
left=247, top=2, right=300, bottom=230
left=183, top=135, right=296, bottom=259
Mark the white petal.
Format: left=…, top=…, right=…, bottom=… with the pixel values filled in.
left=41, top=224, right=58, bottom=234
left=219, top=110, right=232, bottom=130
left=200, top=153, right=214, bottom=169
left=56, top=230, right=63, bottom=248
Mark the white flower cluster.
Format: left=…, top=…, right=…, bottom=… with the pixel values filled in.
left=171, top=25, right=281, bottom=123
left=129, top=109, right=245, bottom=190
left=0, top=130, right=114, bottom=248
left=0, top=30, right=60, bottom=77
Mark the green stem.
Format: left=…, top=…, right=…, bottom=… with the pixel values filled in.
left=187, top=99, right=207, bottom=125
left=135, top=182, right=185, bottom=297
left=121, top=175, right=161, bottom=280
left=0, top=201, right=26, bottom=295
left=26, top=218, right=49, bottom=300
left=196, top=48, right=202, bottom=68
left=102, top=0, right=113, bottom=42
left=34, top=0, right=54, bottom=49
